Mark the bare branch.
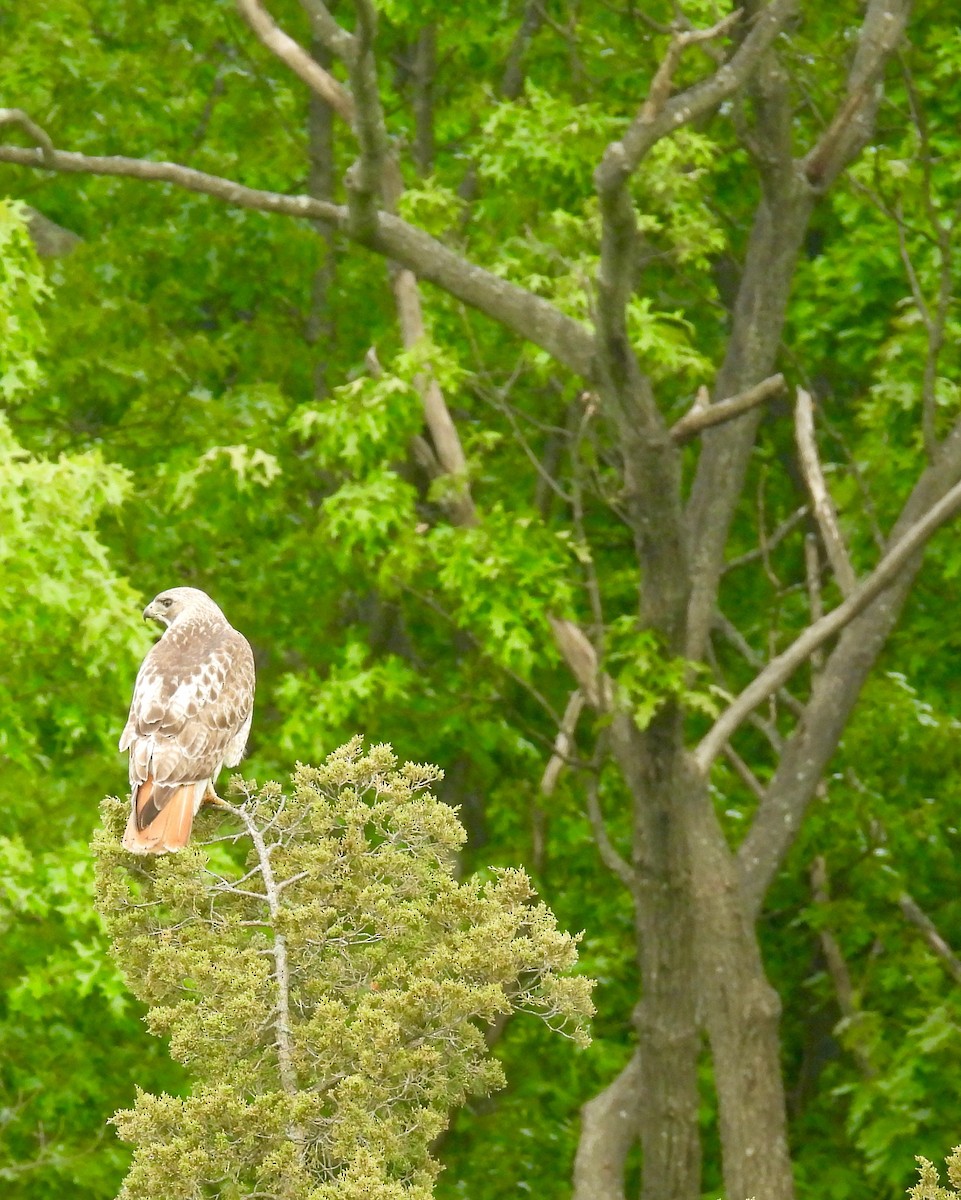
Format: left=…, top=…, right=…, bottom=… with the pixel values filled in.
left=585, top=769, right=635, bottom=892
left=234, top=0, right=474, bottom=514
left=804, top=533, right=824, bottom=673
left=298, top=0, right=358, bottom=64
left=795, top=388, right=857, bottom=596
left=696, top=475, right=961, bottom=772
left=723, top=743, right=766, bottom=801
left=236, top=0, right=354, bottom=121
left=739, top=415, right=961, bottom=914
left=573, top=1050, right=642, bottom=1200
left=899, top=892, right=961, bottom=987
left=595, top=0, right=796, bottom=194
left=637, top=11, right=744, bottom=125
left=802, top=0, right=912, bottom=189
left=670, top=373, right=785, bottom=444
left=0, top=108, right=54, bottom=160
left=810, top=855, right=874, bottom=1077
left=541, top=690, right=585, bottom=795
left=0, top=141, right=595, bottom=376
left=548, top=616, right=613, bottom=709
left=722, top=504, right=808, bottom=574
left=712, top=611, right=805, bottom=718
left=211, top=798, right=305, bottom=1152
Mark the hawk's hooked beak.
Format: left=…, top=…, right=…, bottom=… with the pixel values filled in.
left=143, top=601, right=159, bottom=622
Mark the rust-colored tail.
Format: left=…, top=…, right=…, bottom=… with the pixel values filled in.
left=122, top=778, right=204, bottom=855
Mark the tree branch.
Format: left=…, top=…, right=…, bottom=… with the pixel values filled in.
left=298, top=0, right=358, bottom=64
left=899, top=892, right=961, bottom=988
left=342, top=0, right=391, bottom=231
left=670, top=373, right=785, bottom=444
left=683, top=1, right=909, bottom=668
left=795, top=388, right=857, bottom=596
left=212, top=796, right=304, bottom=1157
left=737, top=417, right=961, bottom=913
left=236, top=0, right=354, bottom=120
left=696, top=475, right=961, bottom=772
left=594, top=0, right=796, bottom=194
left=548, top=616, right=612, bottom=709
left=802, top=0, right=912, bottom=190
left=810, top=855, right=874, bottom=1077
left=722, top=504, right=808, bottom=574
left=0, top=141, right=596, bottom=377
left=0, top=108, right=54, bottom=160
left=572, top=1050, right=642, bottom=1200
left=236, top=0, right=475, bottom=519
left=540, top=690, right=585, bottom=795
left=585, top=770, right=635, bottom=892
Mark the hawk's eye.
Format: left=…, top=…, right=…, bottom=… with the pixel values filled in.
left=161, top=597, right=173, bottom=607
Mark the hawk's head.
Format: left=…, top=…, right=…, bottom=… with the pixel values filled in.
left=143, top=587, right=224, bottom=628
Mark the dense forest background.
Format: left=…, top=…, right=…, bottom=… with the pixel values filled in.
left=3, top=1, right=961, bottom=1197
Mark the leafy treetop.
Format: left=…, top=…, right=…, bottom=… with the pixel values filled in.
left=94, top=738, right=593, bottom=1200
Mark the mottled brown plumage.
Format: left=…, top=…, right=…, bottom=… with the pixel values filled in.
left=119, top=587, right=255, bottom=854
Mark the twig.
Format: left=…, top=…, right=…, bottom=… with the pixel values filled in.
left=638, top=11, right=744, bottom=126
left=810, top=855, right=874, bottom=1076
left=585, top=769, right=634, bottom=892
left=670, top=373, right=785, bottom=444
left=899, top=892, right=961, bottom=988
left=712, top=612, right=805, bottom=718
left=723, top=743, right=766, bottom=801
left=696, top=475, right=961, bottom=771
left=722, top=505, right=808, bottom=573
left=795, top=388, right=857, bottom=597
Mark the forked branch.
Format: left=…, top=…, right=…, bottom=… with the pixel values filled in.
left=0, top=108, right=54, bottom=159
left=696, top=475, right=961, bottom=771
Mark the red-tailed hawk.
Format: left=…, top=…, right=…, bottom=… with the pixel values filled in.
left=119, top=587, right=255, bottom=854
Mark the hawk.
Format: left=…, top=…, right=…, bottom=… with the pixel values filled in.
left=119, top=587, right=255, bottom=854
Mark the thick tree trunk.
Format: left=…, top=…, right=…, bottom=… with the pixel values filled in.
left=611, top=715, right=701, bottom=1200
left=681, top=762, right=795, bottom=1200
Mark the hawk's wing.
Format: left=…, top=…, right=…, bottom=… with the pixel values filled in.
left=120, top=623, right=255, bottom=802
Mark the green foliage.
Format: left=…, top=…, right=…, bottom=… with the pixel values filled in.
left=0, top=199, right=47, bottom=399
left=605, top=617, right=722, bottom=731
left=1, top=1, right=961, bottom=1196
left=0, top=837, right=183, bottom=1198
left=94, top=740, right=593, bottom=1200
